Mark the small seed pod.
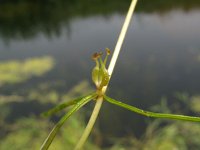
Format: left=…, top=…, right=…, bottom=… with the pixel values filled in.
left=92, top=66, right=100, bottom=88
left=92, top=49, right=111, bottom=90
left=99, top=68, right=109, bottom=89
left=92, top=53, right=101, bottom=87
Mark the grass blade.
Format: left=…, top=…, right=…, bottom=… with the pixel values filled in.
left=104, top=95, right=200, bottom=122
left=42, top=93, right=95, bottom=117
left=40, top=93, right=97, bottom=150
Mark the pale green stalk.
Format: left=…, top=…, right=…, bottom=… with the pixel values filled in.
left=74, top=0, right=138, bottom=149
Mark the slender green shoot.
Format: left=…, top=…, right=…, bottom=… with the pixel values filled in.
left=104, top=95, right=200, bottom=122
left=40, top=93, right=97, bottom=150
left=75, top=0, right=138, bottom=149
left=41, top=0, right=200, bottom=150
left=42, top=93, right=95, bottom=117
left=74, top=95, right=103, bottom=150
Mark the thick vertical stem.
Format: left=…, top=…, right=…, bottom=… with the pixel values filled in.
left=108, top=0, right=138, bottom=76
left=74, top=96, right=103, bottom=150
left=74, top=0, right=138, bottom=149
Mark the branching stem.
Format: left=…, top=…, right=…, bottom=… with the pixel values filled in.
left=74, top=0, right=138, bottom=149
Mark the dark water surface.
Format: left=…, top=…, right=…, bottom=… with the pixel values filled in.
left=1, top=0, right=200, bottom=143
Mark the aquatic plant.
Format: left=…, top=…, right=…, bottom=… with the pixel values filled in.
left=0, top=56, right=54, bottom=86
left=40, top=0, right=200, bottom=149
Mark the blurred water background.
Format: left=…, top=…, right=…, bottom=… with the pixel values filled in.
left=1, top=0, right=200, bottom=149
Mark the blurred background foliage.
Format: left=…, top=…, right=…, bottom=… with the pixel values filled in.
left=1, top=0, right=200, bottom=149
left=0, top=57, right=200, bottom=149
left=105, top=94, right=200, bottom=150
left=0, top=56, right=53, bottom=86
left=0, top=56, right=98, bottom=150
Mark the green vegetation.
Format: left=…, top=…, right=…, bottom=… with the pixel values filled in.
left=107, top=121, right=200, bottom=150
left=107, top=95, right=200, bottom=150
left=0, top=56, right=200, bottom=150
left=0, top=56, right=98, bottom=150
left=39, top=0, right=200, bottom=148
left=41, top=49, right=200, bottom=150
left=1, top=1, right=200, bottom=150
left=104, top=95, right=200, bottom=122
left=0, top=116, right=99, bottom=150
left=0, top=56, right=54, bottom=86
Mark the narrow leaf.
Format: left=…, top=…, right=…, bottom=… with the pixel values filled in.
left=40, top=93, right=97, bottom=150
left=42, top=93, right=95, bottom=117
left=104, top=95, right=200, bottom=122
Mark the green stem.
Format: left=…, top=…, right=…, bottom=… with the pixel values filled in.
left=42, top=93, right=95, bottom=117
left=74, top=97, right=103, bottom=150
left=40, top=93, right=97, bottom=150
left=75, top=0, right=138, bottom=149
left=104, top=95, right=200, bottom=122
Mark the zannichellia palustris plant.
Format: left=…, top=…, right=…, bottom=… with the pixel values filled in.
left=40, top=0, right=200, bottom=149
left=40, top=49, right=200, bottom=150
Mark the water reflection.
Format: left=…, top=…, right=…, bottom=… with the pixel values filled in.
left=100, top=10, right=200, bottom=137
left=1, top=0, right=200, bottom=40
left=1, top=0, right=200, bottom=148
